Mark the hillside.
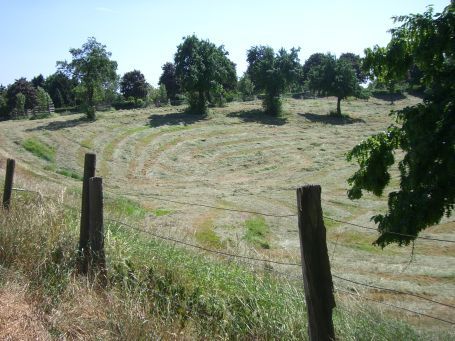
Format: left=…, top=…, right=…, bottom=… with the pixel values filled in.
left=0, top=96, right=454, bottom=339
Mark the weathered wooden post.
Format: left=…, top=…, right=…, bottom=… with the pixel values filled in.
left=79, top=153, right=96, bottom=273
left=297, top=185, right=335, bottom=341
left=2, top=159, right=16, bottom=209
left=88, top=176, right=107, bottom=284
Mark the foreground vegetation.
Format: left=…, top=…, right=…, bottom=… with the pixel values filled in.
left=1, top=192, right=448, bottom=340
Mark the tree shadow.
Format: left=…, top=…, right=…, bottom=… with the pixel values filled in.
left=148, top=111, right=208, bottom=128
left=371, top=92, right=407, bottom=102
left=25, top=117, right=89, bottom=132
left=227, top=109, right=288, bottom=126
left=299, top=112, right=365, bottom=125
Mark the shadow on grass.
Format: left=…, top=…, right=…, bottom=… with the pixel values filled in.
left=299, top=112, right=365, bottom=125
left=227, top=109, right=288, bottom=126
left=371, top=92, right=407, bottom=102
left=148, top=111, right=207, bottom=128
left=25, top=117, right=89, bottom=132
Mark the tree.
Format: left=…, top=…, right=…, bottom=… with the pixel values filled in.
left=302, top=53, right=329, bottom=81
left=35, top=87, right=54, bottom=112
left=120, top=70, right=148, bottom=100
left=346, top=3, right=454, bottom=247
left=339, top=53, right=367, bottom=83
left=246, top=46, right=300, bottom=115
left=44, top=72, right=77, bottom=108
left=174, top=35, right=237, bottom=114
left=58, top=37, right=118, bottom=119
left=32, top=74, right=45, bottom=88
left=15, top=93, right=26, bottom=116
left=238, top=73, right=255, bottom=101
left=6, top=78, right=37, bottom=114
left=158, top=62, right=180, bottom=100
left=308, top=54, right=359, bottom=116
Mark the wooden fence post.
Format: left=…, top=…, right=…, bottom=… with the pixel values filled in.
left=88, top=176, right=106, bottom=284
left=79, top=153, right=96, bottom=273
left=296, top=185, right=335, bottom=341
left=2, top=159, right=16, bottom=209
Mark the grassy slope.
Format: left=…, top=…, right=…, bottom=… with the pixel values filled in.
left=0, top=96, right=454, bottom=338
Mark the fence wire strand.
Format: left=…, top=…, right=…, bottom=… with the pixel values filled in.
left=106, top=218, right=301, bottom=266
left=335, top=287, right=455, bottom=325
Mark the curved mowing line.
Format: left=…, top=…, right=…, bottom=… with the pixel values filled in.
left=99, top=126, right=149, bottom=177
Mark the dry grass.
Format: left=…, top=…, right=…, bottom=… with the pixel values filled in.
left=0, top=96, right=454, bottom=337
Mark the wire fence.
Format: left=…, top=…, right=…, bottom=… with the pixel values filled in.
left=7, top=183, right=455, bottom=326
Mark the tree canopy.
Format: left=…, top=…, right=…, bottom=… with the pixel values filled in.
left=158, top=62, right=180, bottom=101
left=246, top=46, right=300, bottom=115
left=5, top=78, right=37, bottom=116
left=120, top=70, right=148, bottom=100
left=58, top=37, right=118, bottom=119
left=347, top=3, right=455, bottom=247
left=174, top=35, right=237, bottom=114
left=308, top=54, right=359, bottom=116
left=44, top=72, right=76, bottom=108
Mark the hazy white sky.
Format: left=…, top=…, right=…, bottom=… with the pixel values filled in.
left=0, top=0, right=450, bottom=86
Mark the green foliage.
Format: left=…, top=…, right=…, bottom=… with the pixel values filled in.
left=302, top=53, right=329, bottom=81
left=31, top=74, right=45, bottom=88
left=147, top=84, right=168, bottom=106
left=44, top=72, right=76, bottom=108
left=120, top=70, right=148, bottom=100
left=58, top=37, right=118, bottom=120
left=6, top=78, right=37, bottom=115
left=238, top=74, right=255, bottom=101
left=347, top=3, right=455, bottom=247
left=159, top=62, right=180, bottom=100
left=0, top=90, right=7, bottom=119
left=244, top=216, right=270, bottom=249
left=308, top=54, right=360, bottom=116
left=246, top=46, right=300, bottom=115
left=22, top=137, right=56, bottom=162
left=35, top=86, right=54, bottom=113
left=339, top=53, right=367, bottom=83
left=174, top=35, right=237, bottom=114
left=15, top=93, right=26, bottom=116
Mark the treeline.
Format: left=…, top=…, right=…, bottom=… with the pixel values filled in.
left=0, top=33, right=424, bottom=121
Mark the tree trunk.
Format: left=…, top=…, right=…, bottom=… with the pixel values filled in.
left=336, top=97, right=341, bottom=116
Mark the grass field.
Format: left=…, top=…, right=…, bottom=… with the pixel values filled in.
left=0, top=95, right=454, bottom=338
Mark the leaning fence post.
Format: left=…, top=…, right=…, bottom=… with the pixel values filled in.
left=2, top=159, right=16, bottom=209
left=297, top=185, right=335, bottom=341
left=79, top=153, right=96, bottom=273
left=88, top=176, right=107, bottom=284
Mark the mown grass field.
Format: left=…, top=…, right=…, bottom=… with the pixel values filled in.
left=0, top=95, right=454, bottom=339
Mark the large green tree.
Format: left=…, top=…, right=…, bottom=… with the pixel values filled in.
left=158, top=62, right=180, bottom=101
left=174, top=35, right=237, bottom=114
left=339, top=53, right=367, bottom=83
left=308, top=54, right=359, bottom=116
left=347, top=3, right=454, bottom=247
left=246, top=46, right=300, bottom=115
left=120, top=70, right=148, bottom=100
left=58, top=37, right=118, bottom=119
left=44, top=72, right=77, bottom=108
left=5, top=78, right=37, bottom=116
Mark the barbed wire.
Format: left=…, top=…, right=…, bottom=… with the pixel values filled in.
left=105, top=218, right=301, bottom=266
left=323, top=215, right=455, bottom=244
left=335, top=287, right=455, bottom=325
left=332, top=274, right=455, bottom=310
left=105, top=189, right=297, bottom=218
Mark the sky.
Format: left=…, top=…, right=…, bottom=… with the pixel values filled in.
left=0, top=0, right=450, bottom=87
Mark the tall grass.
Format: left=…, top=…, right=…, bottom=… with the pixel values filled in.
left=0, top=192, right=450, bottom=340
